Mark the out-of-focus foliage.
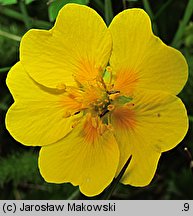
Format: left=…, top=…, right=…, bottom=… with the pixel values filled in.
left=0, top=0, right=193, bottom=200
left=0, top=0, right=35, bottom=5
left=184, top=22, right=193, bottom=50
left=0, top=152, right=38, bottom=186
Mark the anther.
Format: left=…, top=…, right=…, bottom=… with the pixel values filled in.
left=105, top=66, right=113, bottom=84
left=107, top=104, right=115, bottom=111
left=109, top=93, right=119, bottom=101
left=106, top=66, right=112, bottom=73
left=107, top=90, right=120, bottom=95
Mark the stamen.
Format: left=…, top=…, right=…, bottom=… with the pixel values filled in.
left=109, top=93, right=120, bottom=101
left=97, top=124, right=106, bottom=136
left=106, top=66, right=113, bottom=84
left=91, top=117, right=98, bottom=128
left=107, top=90, right=120, bottom=95
left=96, top=75, right=107, bottom=90
left=107, top=104, right=115, bottom=111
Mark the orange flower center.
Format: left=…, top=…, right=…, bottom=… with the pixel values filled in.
left=60, top=67, right=136, bottom=143
left=80, top=75, right=121, bottom=120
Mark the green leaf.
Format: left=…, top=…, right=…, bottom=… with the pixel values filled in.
left=104, top=0, right=113, bottom=26
left=25, top=0, right=35, bottom=5
left=142, top=0, right=159, bottom=35
left=102, top=156, right=132, bottom=199
left=0, top=0, right=34, bottom=5
left=48, top=0, right=90, bottom=22
left=0, top=0, right=17, bottom=5
left=0, top=152, right=39, bottom=187
left=91, top=0, right=104, bottom=13
left=171, top=0, right=193, bottom=48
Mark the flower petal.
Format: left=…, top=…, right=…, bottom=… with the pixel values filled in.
left=111, top=90, right=188, bottom=186
left=39, top=114, right=119, bottom=196
left=6, top=62, right=82, bottom=146
left=20, top=3, right=112, bottom=89
left=109, top=9, right=188, bottom=95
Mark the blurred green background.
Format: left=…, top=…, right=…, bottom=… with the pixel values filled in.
left=0, top=0, right=193, bottom=200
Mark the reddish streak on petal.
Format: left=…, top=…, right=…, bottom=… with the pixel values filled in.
left=114, top=69, right=139, bottom=95
left=83, top=116, right=98, bottom=144
left=73, top=59, right=100, bottom=85
left=82, top=115, right=107, bottom=144
left=112, top=106, right=136, bottom=131
left=59, top=94, right=82, bottom=115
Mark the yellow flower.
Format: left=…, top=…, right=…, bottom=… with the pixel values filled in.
left=6, top=4, right=188, bottom=196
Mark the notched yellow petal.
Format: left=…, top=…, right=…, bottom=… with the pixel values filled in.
left=39, top=115, right=119, bottom=196
left=109, top=8, right=188, bottom=95
left=112, top=89, right=188, bottom=186
left=20, top=3, right=112, bottom=89
left=5, top=62, right=82, bottom=146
